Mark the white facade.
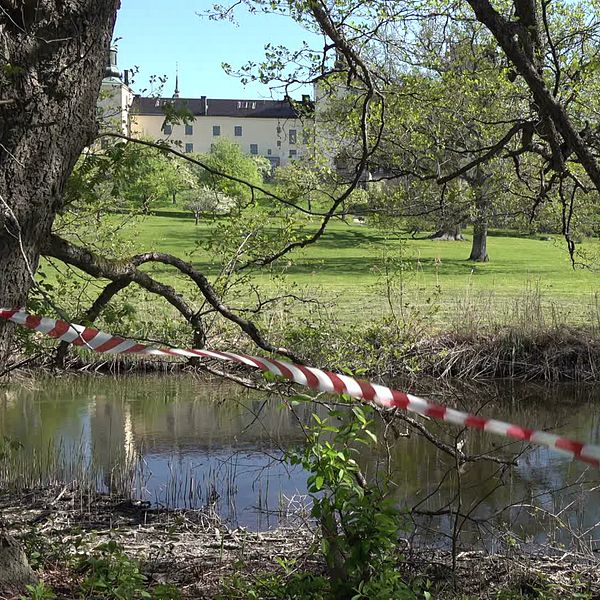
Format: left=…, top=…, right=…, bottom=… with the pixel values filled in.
left=131, top=112, right=306, bottom=167
left=98, top=80, right=134, bottom=135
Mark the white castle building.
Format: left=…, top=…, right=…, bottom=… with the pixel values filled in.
left=100, top=49, right=312, bottom=168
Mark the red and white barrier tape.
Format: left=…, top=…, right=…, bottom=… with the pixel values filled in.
left=1, top=308, right=599, bottom=468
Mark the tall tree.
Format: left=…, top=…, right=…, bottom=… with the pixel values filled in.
left=219, top=0, right=599, bottom=261
left=0, top=0, right=121, bottom=586
left=0, top=0, right=121, bottom=362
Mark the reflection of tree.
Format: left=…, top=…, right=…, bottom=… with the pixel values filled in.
left=368, top=381, right=600, bottom=551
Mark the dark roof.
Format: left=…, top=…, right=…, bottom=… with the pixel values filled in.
left=131, top=96, right=308, bottom=119
left=206, top=98, right=298, bottom=118
left=131, top=96, right=207, bottom=116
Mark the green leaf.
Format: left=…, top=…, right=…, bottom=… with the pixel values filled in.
left=365, top=430, right=378, bottom=444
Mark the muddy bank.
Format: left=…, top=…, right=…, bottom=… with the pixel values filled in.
left=1, top=487, right=317, bottom=599
left=2, top=487, right=599, bottom=599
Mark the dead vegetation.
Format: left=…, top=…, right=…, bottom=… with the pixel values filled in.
left=410, top=326, right=600, bottom=382
left=1, top=486, right=599, bottom=599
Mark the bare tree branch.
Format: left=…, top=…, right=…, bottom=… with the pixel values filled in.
left=466, top=0, right=600, bottom=190
left=437, top=122, right=524, bottom=184
left=43, top=234, right=303, bottom=363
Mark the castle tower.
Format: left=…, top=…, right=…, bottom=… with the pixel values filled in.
left=99, top=46, right=134, bottom=135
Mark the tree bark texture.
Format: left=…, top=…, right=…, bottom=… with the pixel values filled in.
left=0, top=531, right=37, bottom=592
left=469, top=221, right=489, bottom=262
left=0, top=0, right=121, bottom=366
left=0, top=2, right=120, bottom=588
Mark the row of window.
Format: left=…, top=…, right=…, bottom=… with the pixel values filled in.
left=182, top=142, right=298, bottom=158
left=213, top=125, right=297, bottom=143
left=163, top=123, right=298, bottom=143
left=163, top=123, right=193, bottom=136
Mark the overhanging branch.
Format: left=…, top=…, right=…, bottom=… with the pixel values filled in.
left=43, top=234, right=304, bottom=363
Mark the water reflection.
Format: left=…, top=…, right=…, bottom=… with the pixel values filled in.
left=0, top=375, right=599, bottom=548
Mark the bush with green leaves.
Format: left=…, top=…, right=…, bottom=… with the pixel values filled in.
left=20, top=583, right=56, bottom=600
left=217, top=570, right=330, bottom=600
left=288, top=400, right=416, bottom=599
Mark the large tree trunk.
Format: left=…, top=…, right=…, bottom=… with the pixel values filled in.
left=0, top=0, right=121, bottom=589
left=0, top=531, right=37, bottom=592
left=467, top=168, right=490, bottom=262
left=0, top=0, right=120, bottom=365
left=469, top=221, right=489, bottom=262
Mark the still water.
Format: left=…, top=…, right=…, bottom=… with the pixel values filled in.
left=1, top=375, right=599, bottom=549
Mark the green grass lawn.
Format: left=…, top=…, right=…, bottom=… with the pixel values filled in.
left=103, top=207, right=598, bottom=328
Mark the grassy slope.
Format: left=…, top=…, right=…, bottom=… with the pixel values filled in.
left=120, top=208, right=598, bottom=325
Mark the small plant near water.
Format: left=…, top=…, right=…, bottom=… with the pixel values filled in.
left=77, top=540, right=148, bottom=599
left=288, top=398, right=416, bottom=599
left=217, top=399, right=422, bottom=599
left=21, top=582, right=56, bottom=600
left=217, top=570, right=330, bottom=599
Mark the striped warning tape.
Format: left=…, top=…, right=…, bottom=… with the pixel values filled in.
left=1, top=308, right=599, bottom=468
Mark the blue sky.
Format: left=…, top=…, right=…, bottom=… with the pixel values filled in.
left=113, top=0, right=320, bottom=100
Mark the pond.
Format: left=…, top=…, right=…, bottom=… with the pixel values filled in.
left=1, top=375, right=599, bottom=550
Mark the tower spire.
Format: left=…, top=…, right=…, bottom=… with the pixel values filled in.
left=173, top=63, right=180, bottom=98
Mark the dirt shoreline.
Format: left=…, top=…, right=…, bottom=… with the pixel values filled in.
left=2, top=486, right=599, bottom=599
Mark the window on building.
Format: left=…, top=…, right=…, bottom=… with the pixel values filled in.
left=163, top=123, right=172, bottom=135
left=185, top=143, right=193, bottom=153
left=234, top=125, right=243, bottom=137
left=289, top=129, right=297, bottom=144
left=289, top=149, right=297, bottom=158
left=250, top=144, right=258, bottom=155
left=185, top=124, right=193, bottom=135
left=276, top=140, right=282, bottom=148
left=302, top=130, right=310, bottom=144
left=267, top=149, right=272, bottom=156
left=213, top=125, right=221, bottom=136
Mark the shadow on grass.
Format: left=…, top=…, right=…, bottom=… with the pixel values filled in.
left=307, top=228, right=387, bottom=248
left=148, top=209, right=231, bottom=220
left=150, top=209, right=195, bottom=219
left=487, top=230, right=556, bottom=240
left=139, top=246, right=560, bottom=279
